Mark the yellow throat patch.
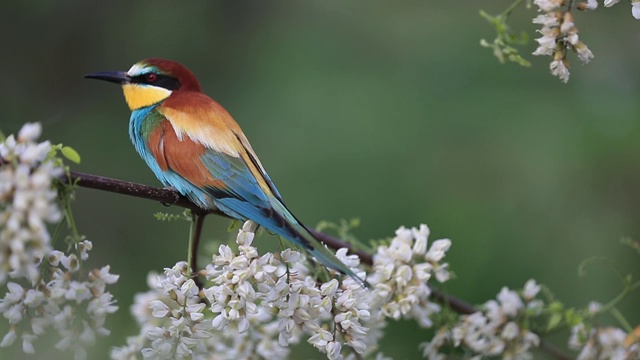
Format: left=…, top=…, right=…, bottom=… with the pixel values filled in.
left=122, top=84, right=172, bottom=110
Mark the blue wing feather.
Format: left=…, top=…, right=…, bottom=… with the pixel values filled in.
left=199, top=149, right=313, bottom=248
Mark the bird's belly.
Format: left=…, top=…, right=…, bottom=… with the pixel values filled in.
left=129, top=107, right=216, bottom=209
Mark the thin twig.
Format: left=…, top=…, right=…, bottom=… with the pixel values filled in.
left=190, top=213, right=207, bottom=275
left=64, top=170, right=573, bottom=360
left=187, top=212, right=207, bottom=290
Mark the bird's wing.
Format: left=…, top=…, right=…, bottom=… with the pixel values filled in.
left=156, top=92, right=283, bottom=201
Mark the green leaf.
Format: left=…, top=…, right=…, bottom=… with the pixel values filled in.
left=61, top=146, right=81, bottom=164
left=227, top=219, right=241, bottom=232
left=549, top=300, right=564, bottom=312
left=567, top=313, right=584, bottom=327
left=547, top=312, right=563, bottom=331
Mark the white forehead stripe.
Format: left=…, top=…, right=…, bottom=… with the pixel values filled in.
left=127, top=63, right=151, bottom=77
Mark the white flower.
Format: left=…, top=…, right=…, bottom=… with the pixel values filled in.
left=501, top=322, right=519, bottom=340
left=0, top=328, right=17, bottom=347
left=534, top=0, right=563, bottom=12
left=17, top=123, right=42, bottom=143
left=236, top=224, right=255, bottom=246
left=532, top=14, right=559, bottom=27
left=533, top=28, right=558, bottom=56
left=369, top=224, right=449, bottom=335
left=583, top=0, right=598, bottom=10
left=90, top=265, right=119, bottom=286
left=424, top=280, right=544, bottom=358
left=0, top=123, right=63, bottom=286
left=335, top=247, right=361, bottom=269
left=425, top=239, right=451, bottom=263
left=326, top=341, right=342, bottom=360
left=19, top=141, right=51, bottom=165
left=280, top=248, right=300, bottom=263
left=149, top=300, right=170, bottom=318
left=48, top=251, right=64, bottom=266
left=587, top=301, right=601, bottom=315
left=115, top=221, right=454, bottom=359
left=550, top=59, right=570, bottom=83
left=604, top=0, right=621, bottom=6
left=560, top=15, right=575, bottom=34
left=574, top=42, right=594, bottom=63
left=23, top=289, right=44, bottom=307
left=570, top=324, right=639, bottom=360
left=77, top=240, right=93, bottom=261
left=566, top=32, right=579, bottom=46
left=0, top=240, right=117, bottom=358
left=22, top=334, right=36, bottom=353
left=497, top=288, right=523, bottom=317
left=412, top=224, right=430, bottom=255
left=633, top=1, right=640, bottom=19
left=114, top=221, right=293, bottom=359
left=522, top=279, right=540, bottom=301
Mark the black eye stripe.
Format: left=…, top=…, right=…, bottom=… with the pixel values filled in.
left=131, top=73, right=181, bottom=91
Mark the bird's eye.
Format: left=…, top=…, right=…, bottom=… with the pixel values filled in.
left=146, top=73, right=157, bottom=82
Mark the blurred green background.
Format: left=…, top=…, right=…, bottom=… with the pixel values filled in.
left=2, top=1, right=640, bottom=358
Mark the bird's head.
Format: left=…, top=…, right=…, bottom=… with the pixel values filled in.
left=85, top=58, right=202, bottom=110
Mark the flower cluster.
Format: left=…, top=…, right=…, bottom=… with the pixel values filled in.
left=568, top=307, right=640, bottom=359
left=0, top=123, right=119, bottom=359
left=369, top=225, right=450, bottom=328
left=142, top=262, right=211, bottom=359
left=114, top=222, right=453, bottom=359
left=532, top=1, right=594, bottom=82
left=0, top=122, right=62, bottom=285
left=421, top=280, right=542, bottom=359
left=110, top=268, right=207, bottom=360
left=0, top=240, right=119, bottom=360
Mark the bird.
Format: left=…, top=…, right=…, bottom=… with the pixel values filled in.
left=85, top=58, right=365, bottom=286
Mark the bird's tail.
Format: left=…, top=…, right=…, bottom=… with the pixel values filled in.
left=266, top=200, right=368, bottom=287
left=213, top=195, right=368, bottom=287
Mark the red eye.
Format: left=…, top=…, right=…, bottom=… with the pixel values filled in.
left=146, top=73, right=157, bottom=82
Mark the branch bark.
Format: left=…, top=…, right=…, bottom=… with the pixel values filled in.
left=65, top=170, right=573, bottom=360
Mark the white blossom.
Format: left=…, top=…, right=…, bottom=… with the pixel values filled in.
left=587, top=301, right=601, bottom=315
left=368, top=225, right=450, bottom=329
left=533, top=27, right=558, bottom=56
left=633, top=1, right=640, bottom=19
left=522, top=279, right=541, bottom=301
left=569, top=324, right=640, bottom=360
left=550, top=59, right=570, bottom=83
left=531, top=1, right=594, bottom=82
left=17, top=123, right=42, bottom=143
left=122, top=218, right=635, bottom=360
left=0, top=123, right=118, bottom=358
left=534, top=0, right=563, bottom=12
left=532, top=13, right=559, bottom=27
left=0, top=243, right=118, bottom=359
left=0, top=123, right=62, bottom=285
left=422, top=280, right=542, bottom=359
left=113, top=221, right=456, bottom=359
left=583, top=0, right=598, bottom=10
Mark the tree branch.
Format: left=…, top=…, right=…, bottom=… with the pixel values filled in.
left=65, top=170, right=572, bottom=360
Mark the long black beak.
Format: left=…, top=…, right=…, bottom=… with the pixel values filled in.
left=84, top=71, right=130, bottom=84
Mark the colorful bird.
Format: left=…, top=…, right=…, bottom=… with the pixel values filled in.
left=85, top=58, right=364, bottom=285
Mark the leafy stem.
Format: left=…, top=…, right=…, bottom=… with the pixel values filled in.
left=479, top=0, right=532, bottom=67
